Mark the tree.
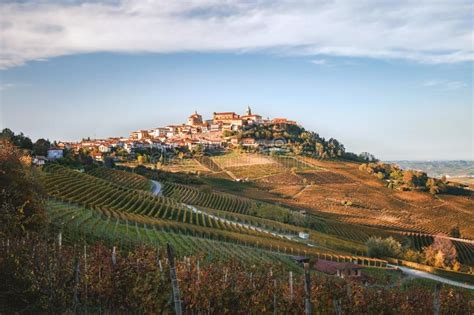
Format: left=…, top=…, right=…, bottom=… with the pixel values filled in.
left=449, top=226, right=461, bottom=238
left=366, top=237, right=402, bottom=258
left=33, top=138, right=51, bottom=156
left=104, top=157, right=115, bottom=168
left=0, top=140, right=47, bottom=237
left=423, top=236, right=458, bottom=268
left=0, top=129, right=33, bottom=150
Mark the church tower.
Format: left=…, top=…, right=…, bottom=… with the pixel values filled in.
left=245, top=105, right=252, bottom=116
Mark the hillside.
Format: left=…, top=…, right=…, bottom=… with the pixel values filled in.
left=3, top=143, right=474, bottom=313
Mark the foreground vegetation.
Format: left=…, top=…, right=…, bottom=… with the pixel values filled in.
left=1, top=135, right=473, bottom=313
left=2, top=236, right=472, bottom=314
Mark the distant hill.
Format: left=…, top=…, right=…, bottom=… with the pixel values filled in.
left=389, top=160, right=474, bottom=178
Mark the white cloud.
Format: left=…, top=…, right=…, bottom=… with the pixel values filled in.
left=310, top=59, right=327, bottom=65
left=0, top=0, right=473, bottom=69
left=422, top=80, right=467, bottom=90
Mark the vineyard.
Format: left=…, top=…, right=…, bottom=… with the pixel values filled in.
left=87, top=167, right=152, bottom=190
left=407, top=233, right=474, bottom=266
left=3, top=237, right=472, bottom=314
left=41, top=165, right=389, bottom=268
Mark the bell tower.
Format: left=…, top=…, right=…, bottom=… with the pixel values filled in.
left=245, top=105, right=252, bottom=116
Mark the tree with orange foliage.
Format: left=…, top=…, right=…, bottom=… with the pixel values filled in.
left=423, top=236, right=458, bottom=269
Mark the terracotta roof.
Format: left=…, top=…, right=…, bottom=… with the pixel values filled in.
left=214, top=112, right=238, bottom=115
left=314, top=259, right=363, bottom=275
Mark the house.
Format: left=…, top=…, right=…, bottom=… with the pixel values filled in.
left=149, top=128, right=168, bottom=138
left=92, top=152, right=103, bottom=161
left=99, top=144, right=111, bottom=153
left=33, top=156, right=47, bottom=166
left=130, top=130, right=150, bottom=140
left=241, top=138, right=257, bottom=147
left=47, top=147, right=63, bottom=160
left=271, top=118, right=297, bottom=125
left=314, top=259, right=363, bottom=278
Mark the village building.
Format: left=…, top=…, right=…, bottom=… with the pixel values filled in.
left=271, top=118, right=297, bottom=125
left=130, top=130, right=150, bottom=140
left=149, top=128, right=168, bottom=138
left=187, top=111, right=204, bottom=126
left=240, top=106, right=262, bottom=124
left=241, top=137, right=257, bottom=147
left=99, top=144, right=111, bottom=153
left=213, top=112, right=240, bottom=124
left=33, top=156, right=47, bottom=166
left=47, top=147, right=64, bottom=160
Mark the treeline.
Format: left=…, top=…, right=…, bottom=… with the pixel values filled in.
left=234, top=124, right=377, bottom=162
left=359, top=162, right=469, bottom=195
left=0, top=128, right=52, bottom=156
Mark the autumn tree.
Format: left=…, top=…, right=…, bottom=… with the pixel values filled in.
left=423, top=236, right=458, bottom=269
left=0, top=140, right=47, bottom=237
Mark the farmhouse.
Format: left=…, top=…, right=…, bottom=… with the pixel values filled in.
left=314, top=259, right=363, bottom=278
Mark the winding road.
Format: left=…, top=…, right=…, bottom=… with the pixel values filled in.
left=150, top=179, right=295, bottom=241
left=387, top=264, right=474, bottom=290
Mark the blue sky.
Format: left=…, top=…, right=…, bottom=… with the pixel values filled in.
left=0, top=1, right=472, bottom=160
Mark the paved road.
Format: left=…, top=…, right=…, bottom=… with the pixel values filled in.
left=387, top=264, right=474, bottom=290
left=149, top=180, right=295, bottom=240
left=150, top=180, right=162, bottom=196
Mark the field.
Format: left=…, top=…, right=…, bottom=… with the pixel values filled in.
left=40, top=153, right=474, bottom=284
left=194, top=153, right=474, bottom=269
left=42, top=164, right=388, bottom=268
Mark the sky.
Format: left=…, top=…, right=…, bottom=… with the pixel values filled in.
left=0, top=0, right=473, bottom=160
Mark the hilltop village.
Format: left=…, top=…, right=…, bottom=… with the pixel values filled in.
left=52, top=107, right=298, bottom=160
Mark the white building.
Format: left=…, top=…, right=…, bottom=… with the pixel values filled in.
left=99, top=145, right=111, bottom=153
left=47, top=148, right=63, bottom=160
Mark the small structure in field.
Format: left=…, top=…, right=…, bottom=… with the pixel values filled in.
left=314, top=259, right=363, bottom=278
left=299, top=231, right=309, bottom=239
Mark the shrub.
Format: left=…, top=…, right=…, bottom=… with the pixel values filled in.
left=366, top=237, right=402, bottom=258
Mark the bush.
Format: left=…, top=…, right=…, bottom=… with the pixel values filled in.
left=366, top=237, right=402, bottom=258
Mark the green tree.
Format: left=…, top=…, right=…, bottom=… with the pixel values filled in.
left=366, top=237, right=402, bottom=258
left=33, top=138, right=51, bottom=156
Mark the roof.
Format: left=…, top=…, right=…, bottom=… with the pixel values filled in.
left=290, top=256, right=310, bottom=263
left=214, top=112, right=238, bottom=115
left=314, top=259, right=363, bottom=275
